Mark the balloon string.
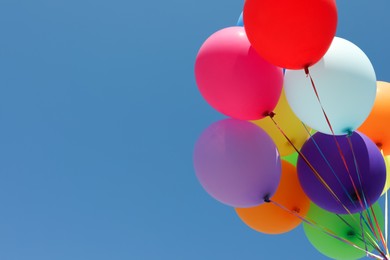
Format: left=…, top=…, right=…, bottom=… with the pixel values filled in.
left=336, top=211, right=387, bottom=259
left=302, top=123, right=383, bottom=248
left=302, top=123, right=357, bottom=208
left=335, top=213, right=373, bottom=251
left=268, top=199, right=384, bottom=259
left=305, top=67, right=365, bottom=211
left=370, top=204, right=389, bottom=255
left=381, top=149, right=390, bottom=257
left=346, top=136, right=371, bottom=211
left=269, top=115, right=385, bottom=253
left=361, top=210, right=385, bottom=252
left=267, top=114, right=353, bottom=215
left=346, top=135, right=383, bottom=247
left=336, top=212, right=382, bottom=254
left=356, top=144, right=388, bottom=254
left=360, top=214, right=370, bottom=255
left=304, top=67, right=351, bottom=173
left=338, top=209, right=386, bottom=255
left=359, top=195, right=388, bottom=255
left=386, top=188, right=389, bottom=257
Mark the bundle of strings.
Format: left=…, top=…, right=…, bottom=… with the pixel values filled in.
left=265, top=68, right=389, bottom=260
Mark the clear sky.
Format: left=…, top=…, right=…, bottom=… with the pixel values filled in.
left=0, top=0, right=389, bottom=259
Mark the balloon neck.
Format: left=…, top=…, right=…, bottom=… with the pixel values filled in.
left=347, top=230, right=355, bottom=237
left=263, top=195, right=271, bottom=203
left=292, top=207, right=300, bottom=213
left=304, top=66, right=309, bottom=75
left=265, top=111, right=276, bottom=118
left=377, top=142, right=383, bottom=149
left=346, top=130, right=353, bottom=137
left=350, top=191, right=363, bottom=203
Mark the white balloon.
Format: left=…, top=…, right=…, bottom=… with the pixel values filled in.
left=284, top=37, right=376, bottom=135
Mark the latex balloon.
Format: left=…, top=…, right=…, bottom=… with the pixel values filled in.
left=285, top=37, right=377, bottom=135
left=253, top=90, right=310, bottom=156
left=382, top=155, right=390, bottom=195
left=195, top=27, right=283, bottom=120
left=235, top=161, right=310, bottom=234
left=193, top=119, right=281, bottom=207
left=298, top=131, right=386, bottom=214
left=243, top=0, right=337, bottom=69
left=359, top=81, right=390, bottom=155
left=282, top=152, right=298, bottom=167
left=304, top=203, right=384, bottom=260
left=237, top=12, right=243, bottom=26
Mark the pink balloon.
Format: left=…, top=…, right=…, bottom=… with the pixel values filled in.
left=195, top=27, right=283, bottom=120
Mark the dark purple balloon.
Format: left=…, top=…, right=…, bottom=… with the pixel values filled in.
left=193, top=119, right=281, bottom=207
left=298, top=131, right=386, bottom=214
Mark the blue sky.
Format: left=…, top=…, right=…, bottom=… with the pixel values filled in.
left=0, top=0, right=389, bottom=259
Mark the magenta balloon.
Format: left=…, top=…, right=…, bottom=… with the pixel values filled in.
left=298, top=131, right=386, bottom=214
left=193, top=119, right=282, bottom=207
left=195, top=27, right=283, bottom=120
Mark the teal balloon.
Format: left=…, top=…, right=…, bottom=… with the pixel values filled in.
left=304, top=203, right=384, bottom=260
left=285, top=37, right=377, bottom=135
left=237, top=12, right=244, bottom=26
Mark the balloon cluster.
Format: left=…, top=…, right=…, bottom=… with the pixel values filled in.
left=193, top=1, right=390, bottom=259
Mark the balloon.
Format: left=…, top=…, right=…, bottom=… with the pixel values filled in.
left=298, top=131, right=386, bottom=214
left=237, top=12, right=243, bottom=26
left=382, top=155, right=390, bottom=195
left=285, top=37, right=377, bottom=135
left=235, top=161, right=310, bottom=234
left=304, top=203, right=384, bottom=260
left=243, top=0, right=337, bottom=69
left=193, top=119, right=281, bottom=207
left=282, top=152, right=298, bottom=167
left=252, top=90, right=310, bottom=156
left=195, top=27, right=283, bottom=120
left=359, top=81, right=390, bottom=155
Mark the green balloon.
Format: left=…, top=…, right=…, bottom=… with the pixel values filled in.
left=304, top=203, right=384, bottom=260
left=282, top=152, right=298, bottom=166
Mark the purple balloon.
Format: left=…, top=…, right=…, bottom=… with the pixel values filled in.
left=298, top=131, right=386, bottom=214
left=193, top=119, right=281, bottom=207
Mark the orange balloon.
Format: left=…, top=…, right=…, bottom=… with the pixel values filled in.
left=359, top=81, right=390, bottom=155
left=235, top=161, right=310, bottom=234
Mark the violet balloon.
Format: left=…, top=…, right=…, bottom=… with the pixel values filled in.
left=193, top=119, right=281, bottom=207
left=297, top=132, right=386, bottom=214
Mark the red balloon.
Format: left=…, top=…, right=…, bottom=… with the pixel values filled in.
left=244, top=0, right=338, bottom=69
left=195, top=27, right=283, bottom=120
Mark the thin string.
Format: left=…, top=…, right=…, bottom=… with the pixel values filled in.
left=300, top=71, right=386, bottom=251
left=361, top=211, right=384, bottom=252
left=360, top=214, right=369, bottom=255
left=370, top=203, right=389, bottom=255
left=268, top=199, right=385, bottom=259
left=302, top=123, right=357, bottom=207
left=338, top=211, right=385, bottom=255
left=303, top=69, right=390, bottom=255
left=267, top=114, right=353, bottom=215
left=346, top=135, right=383, bottom=248
left=386, top=189, right=389, bottom=258
left=336, top=213, right=381, bottom=253
left=346, top=135, right=369, bottom=211
left=381, top=149, right=389, bottom=257
left=268, top=112, right=385, bottom=254
left=305, top=68, right=365, bottom=209
left=305, top=68, right=352, bottom=174
left=303, top=123, right=383, bottom=249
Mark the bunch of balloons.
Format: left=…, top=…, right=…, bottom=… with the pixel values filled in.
left=193, top=1, right=390, bottom=259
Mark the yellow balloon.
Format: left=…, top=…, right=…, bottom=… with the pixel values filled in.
left=382, top=155, right=390, bottom=195
left=252, top=90, right=309, bottom=156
